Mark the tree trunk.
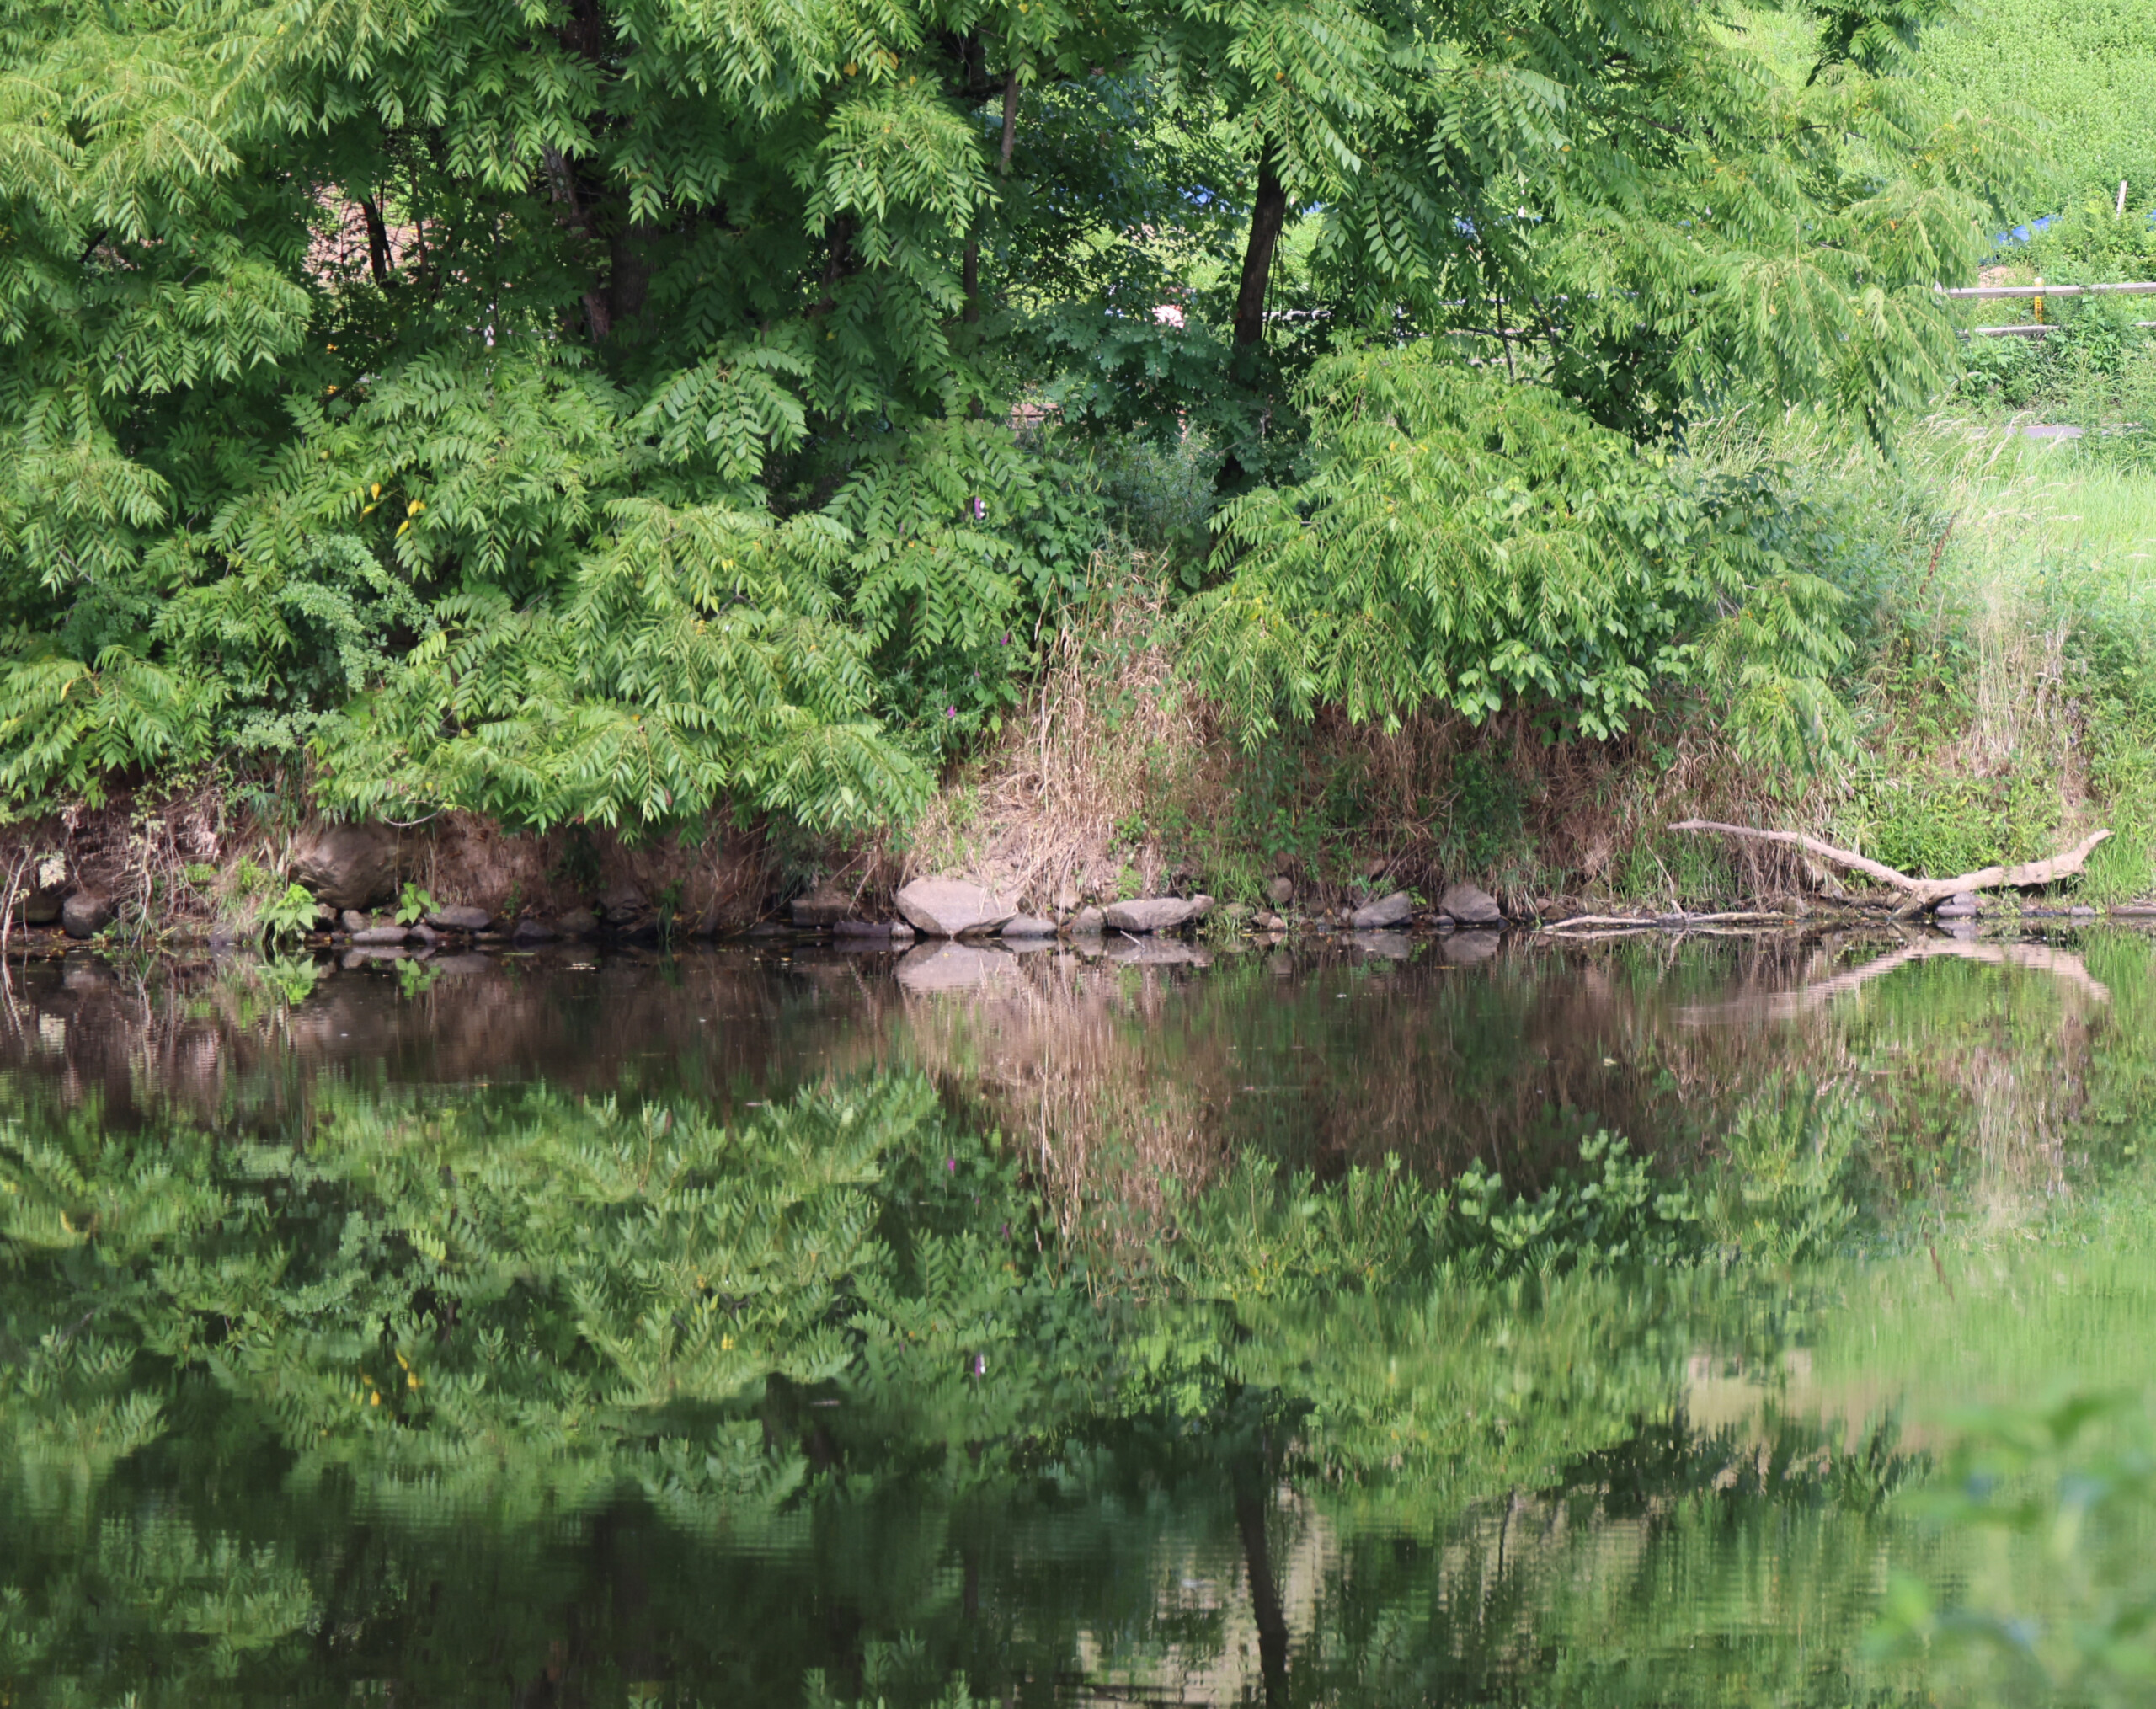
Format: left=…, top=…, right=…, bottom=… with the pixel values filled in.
left=359, top=195, right=392, bottom=286
left=1216, top=143, right=1289, bottom=498
left=1230, top=144, right=1288, bottom=359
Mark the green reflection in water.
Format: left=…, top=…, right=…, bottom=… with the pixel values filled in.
left=0, top=930, right=2150, bottom=1705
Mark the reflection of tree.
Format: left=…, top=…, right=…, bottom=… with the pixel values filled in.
left=0, top=1062, right=1924, bottom=1707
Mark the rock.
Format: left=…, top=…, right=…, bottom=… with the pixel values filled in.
left=351, top=925, right=408, bottom=946
left=1935, top=892, right=1980, bottom=918
left=1438, top=883, right=1502, bottom=926
left=835, top=919, right=900, bottom=938
left=1266, top=876, right=1294, bottom=907
left=791, top=884, right=854, bottom=928
left=746, top=921, right=790, bottom=937
left=61, top=892, right=115, bottom=938
left=1102, top=897, right=1199, bottom=933
left=13, top=885, right=61, bottom=926
left=1351, top=891, right=1415, bottom=929
left=894, top=877, right=1016, bottom=938
left=1258, top=913, right=1286, bottom=932
left=2111, top=903, right=2156, bottom=917
left=426, top=905, right=492, bottom=932
left=340, top=909, right=371, bottom=933
left=1071, top=906, right=1106, bottom=935
left=291, top=823, right=398, bottom=910
left=2071, top=904, right=2099, bottom=917
left=557, top=907, right=599, bottom=937
left=408, top=922, right=440, bottom=946
left=599, top=884, right=648, bottom=927
left=894, top=942, right=1022, bottom=992
left=1190, top=894, right=1216, bottom=918
left=510, top=918, right=558, bottom=945
left=1001, top=914, right=1056, bottom=938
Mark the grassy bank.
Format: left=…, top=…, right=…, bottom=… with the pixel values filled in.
left=895, top=411, right=2156, bottom=919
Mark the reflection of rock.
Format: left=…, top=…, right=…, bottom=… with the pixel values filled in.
left=1106, top=937, right=1213, bottom=966
left=1351, top=893, right=1414, bottom=929
left=1103, top=897, right=1200, bottom=932
left=895, top=941, right=1023, bottom=991
left=1440, top=930, right=1501, bottom=964
left=291, top=823, right=398, bottom=910
left=1349, top=930, right=1414, bottom=959
left=1439, top=884, right=1502, bottom=926
left=428, top=953, right=494, bottom=975
left=895, top=878, right=1016, bottom=938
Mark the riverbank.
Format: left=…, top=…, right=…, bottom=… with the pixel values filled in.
left=6, top=416, right=2155, bottom=943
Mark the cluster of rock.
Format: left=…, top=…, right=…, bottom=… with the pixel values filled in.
left=784, top=875, right=1510, bottom=945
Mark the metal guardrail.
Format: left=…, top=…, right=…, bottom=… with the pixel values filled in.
left=1935, top=280, right=2156, bottom=336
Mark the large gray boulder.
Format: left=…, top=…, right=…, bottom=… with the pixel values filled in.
left=291, top=824, right=398, bottom=911
left=1351, top=891, right=1414, bottom=929
left=1001, top=914, right=1056, bottom=938
left=61, top=891, right=115, bottom=938
left=894, top=878, right=1016, bottom=937
left=1102, top=897, right=1200, bottom=933
left=1438, top=883, right=1502, bottom=926
left=426, top=905, right=493, bottom=932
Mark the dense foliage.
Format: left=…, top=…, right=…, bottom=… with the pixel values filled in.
left=0, top=0, right=2021, bottom=827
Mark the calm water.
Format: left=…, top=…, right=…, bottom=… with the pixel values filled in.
left=3, top=927, right=2155, bottom=1706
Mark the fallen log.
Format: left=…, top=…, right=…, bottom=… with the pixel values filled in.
left=1667, top=820, right=2111, bottom=919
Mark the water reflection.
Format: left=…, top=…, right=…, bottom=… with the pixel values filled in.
left=0, top=929, right=2151, bottom=1704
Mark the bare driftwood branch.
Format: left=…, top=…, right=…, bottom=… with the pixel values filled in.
left=1668, top=820, right=2112, bottom=918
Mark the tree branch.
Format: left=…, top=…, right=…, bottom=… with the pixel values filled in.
left=1668, top=820, right=2112, bottom=917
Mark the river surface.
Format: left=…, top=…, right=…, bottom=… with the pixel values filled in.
left=3, top=926, right=2154, bottom=1706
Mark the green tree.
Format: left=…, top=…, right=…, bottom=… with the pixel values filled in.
left=0, top=0, right=2024, bottom=823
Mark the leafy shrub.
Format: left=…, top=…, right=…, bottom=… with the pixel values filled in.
left=1188, top=345, right=1861, bottom=778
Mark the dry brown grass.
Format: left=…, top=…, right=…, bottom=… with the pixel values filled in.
left=894, top=559, right=1229, bottom=912
left=882, top=559, right=1853, bottom=916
